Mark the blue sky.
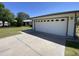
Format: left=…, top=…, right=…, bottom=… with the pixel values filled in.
left=3, top=2, right=79, bottom=17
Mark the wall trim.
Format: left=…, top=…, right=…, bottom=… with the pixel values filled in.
left=74, top=12, right=77, bottom=39
left=66, top=17, right=69, bottom=37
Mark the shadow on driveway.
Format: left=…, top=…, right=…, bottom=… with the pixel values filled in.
left=22, top=29, right=66, bottom=46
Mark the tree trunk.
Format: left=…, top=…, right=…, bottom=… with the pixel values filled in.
left=2, top=21, right=5, bottom=27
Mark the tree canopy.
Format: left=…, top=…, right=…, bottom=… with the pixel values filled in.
left=0, top=3, right=5, bottom=8
left=15, top=12, right=30, bottom=26
left=17, top=12, right=30, bottom=20
left=0, top=3, right=15, bottom=27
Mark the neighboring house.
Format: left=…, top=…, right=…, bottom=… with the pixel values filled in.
left=0, top=21, right=9, bottom=27
left=0, top=20, right=32, bottom=27
left=23, top=20, right=32, bottom=26
left=14, top=19, right=32, bottom=26
left=32, top=10, right=79, bottom=38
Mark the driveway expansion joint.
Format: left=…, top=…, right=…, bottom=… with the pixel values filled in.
left=15, top=37, right=42, bottom=56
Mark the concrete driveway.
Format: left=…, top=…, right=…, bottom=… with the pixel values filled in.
left=0, top=30, right=66, bottom=56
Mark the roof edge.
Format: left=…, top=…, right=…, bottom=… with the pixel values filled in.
left=31, top=10, right=79, bottom=18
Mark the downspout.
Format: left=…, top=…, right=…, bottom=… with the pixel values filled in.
left=32, top=19, right=33, bottom=30
left=33, top=19, right=35, bottom=31
left=34, top=20, right=35, bottom=31
left=32, top=19, right=35, bottom=30
left=66, top=17, right=69, bottom=38
left=74, top=12, right=77, bottom=39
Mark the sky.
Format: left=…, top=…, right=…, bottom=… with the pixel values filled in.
left=3, top=2, right=79, bottom=17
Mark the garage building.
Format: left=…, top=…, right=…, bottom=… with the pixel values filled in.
left=32, top=11, right=79, bottom=37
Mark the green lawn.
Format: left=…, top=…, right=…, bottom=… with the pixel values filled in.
left=65, top=40, right=79, bottom=56
left=0, top=26, right=32, bottom=38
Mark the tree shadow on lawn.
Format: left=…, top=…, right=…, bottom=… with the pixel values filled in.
left=66, top=40, right=79, bottom=49
left=65, top=40, right=79, bottom=56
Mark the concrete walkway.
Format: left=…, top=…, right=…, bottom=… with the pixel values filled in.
left=0, top=30, right=66, bottom=56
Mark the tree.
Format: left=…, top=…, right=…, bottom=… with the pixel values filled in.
left=0, top=3, right=15, bottom=27
left=15, top=17, right=23, bottom=26
left=0, top=8, right=15, bottom=27
left=0, top=3, right=5, bottom=27
left=17, top=12, right=30, bottom=20
left=0, top=3, right=4, bottom=20
left=0, top=3, right=5, bottom=8
left=16, top=12, right=30, bottom=26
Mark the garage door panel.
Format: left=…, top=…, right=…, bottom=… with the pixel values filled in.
left=35, top=18, right=67, bottom=36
